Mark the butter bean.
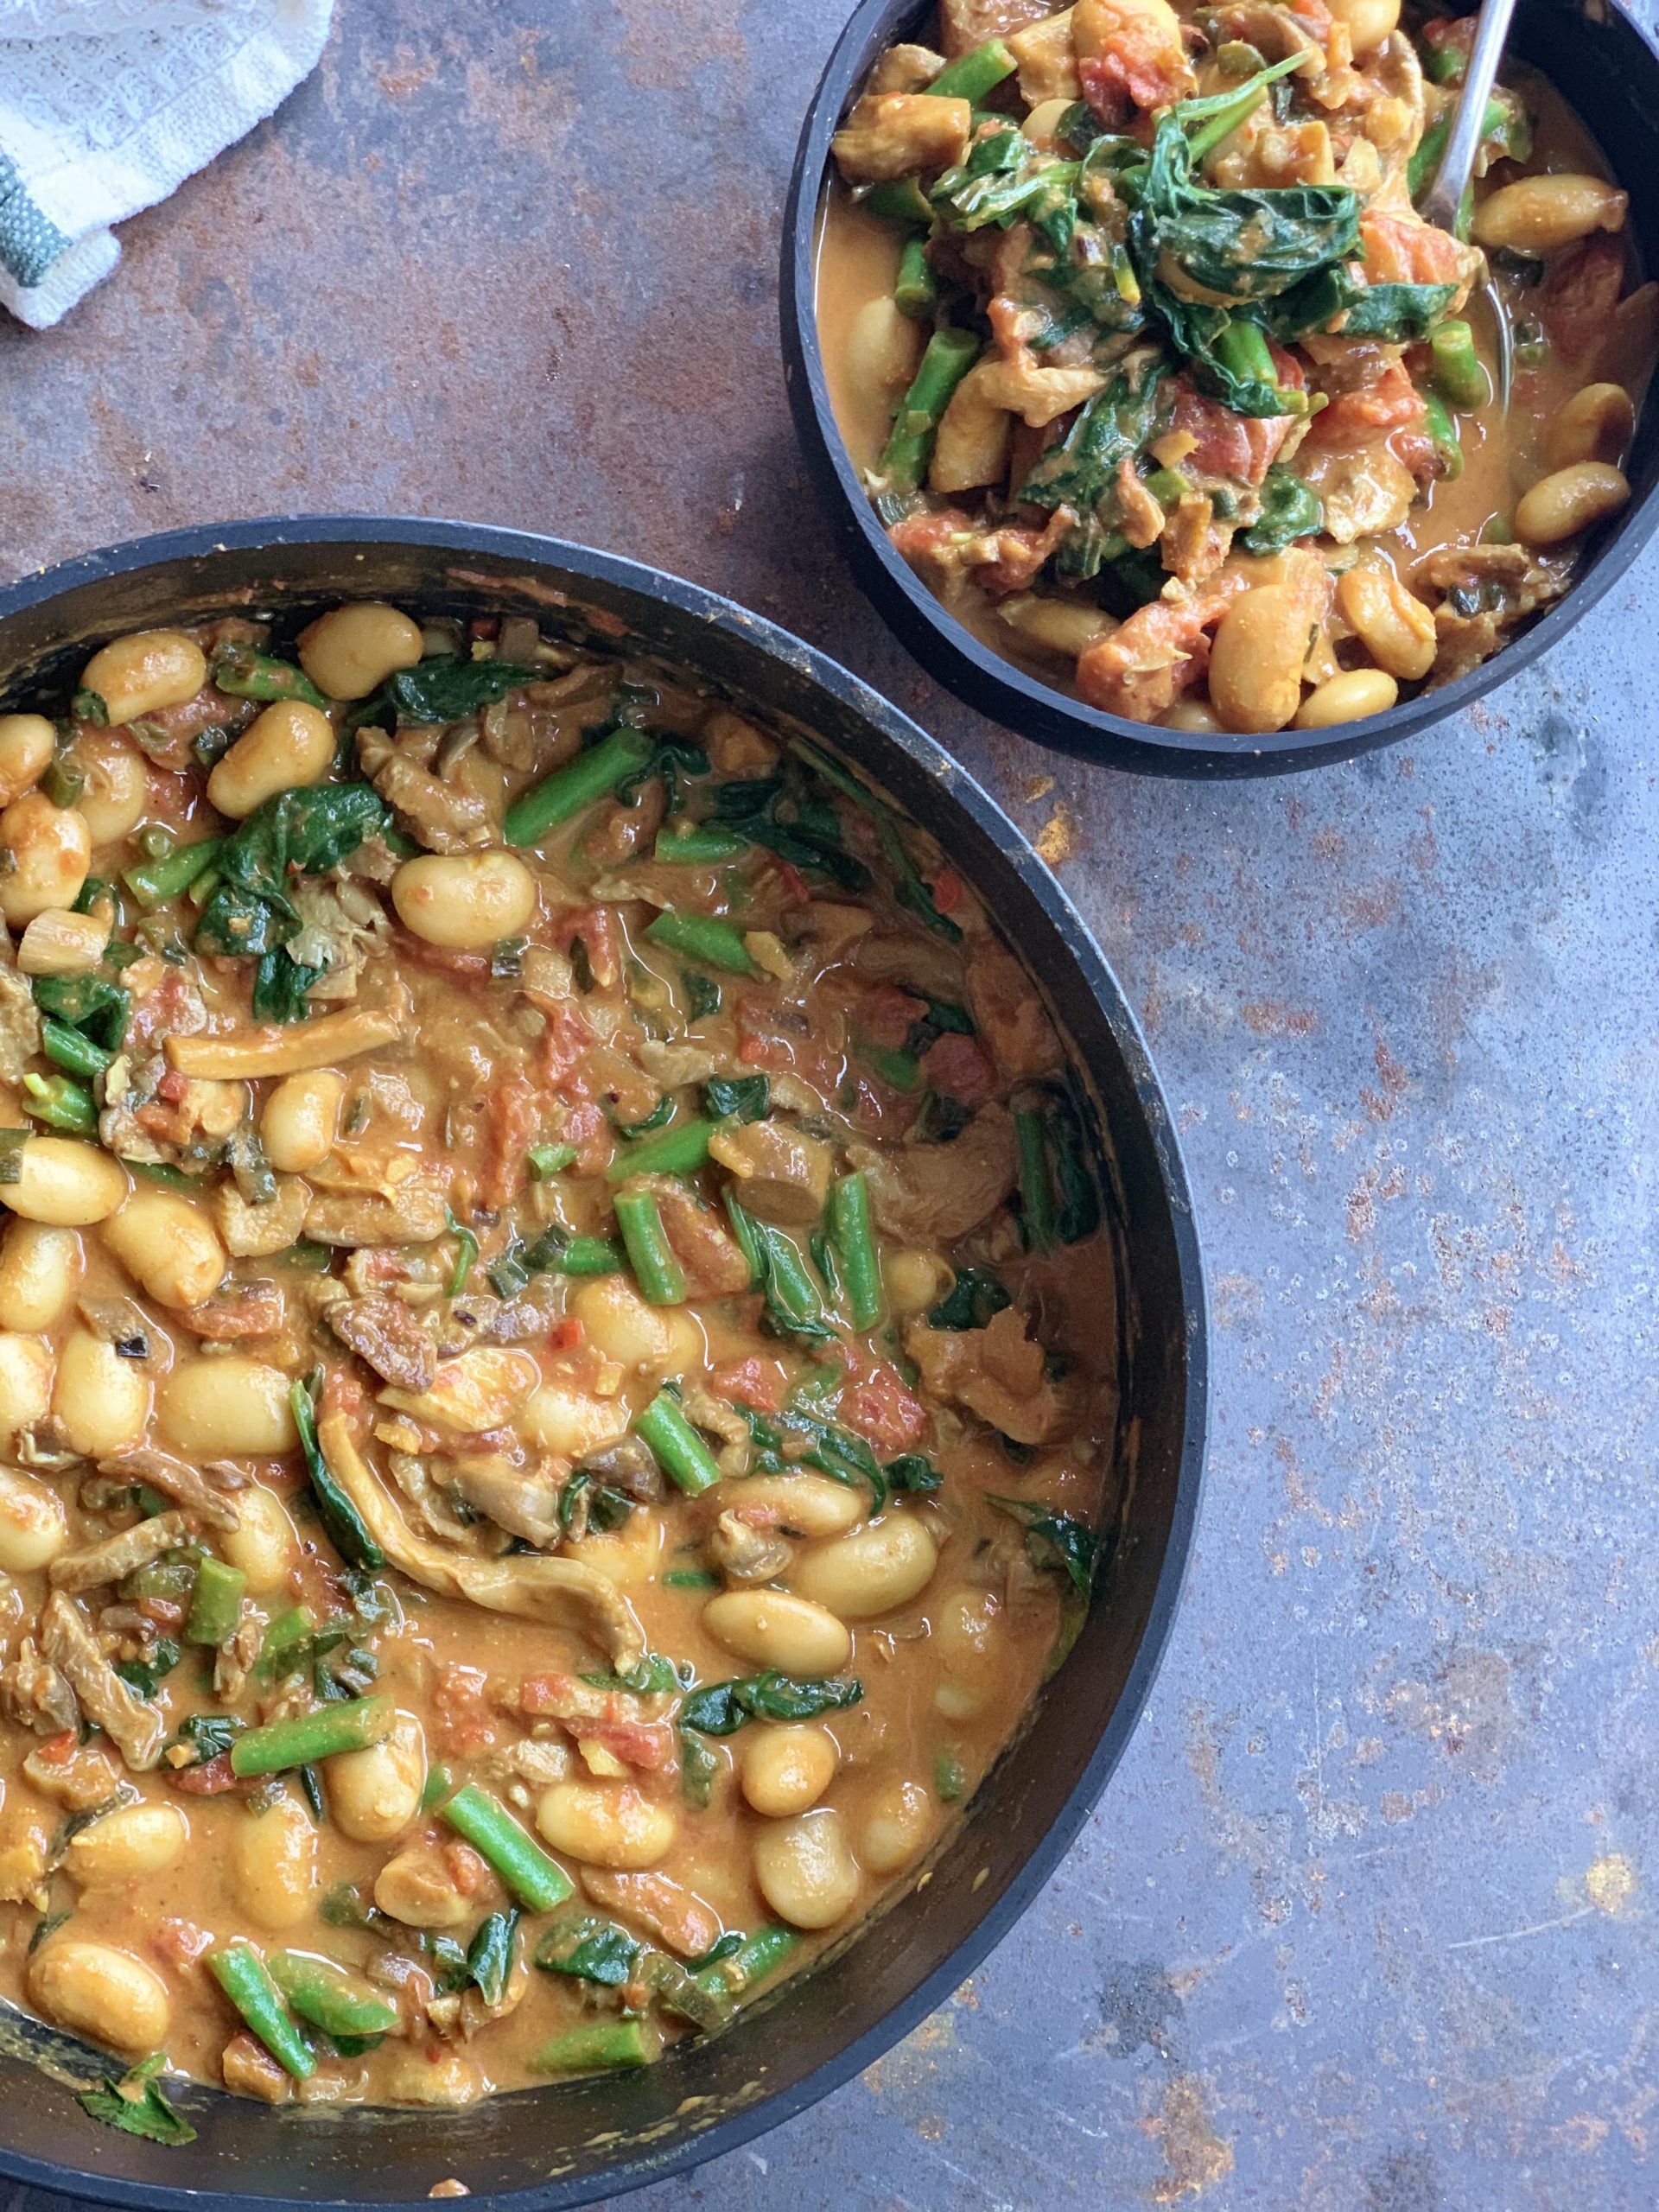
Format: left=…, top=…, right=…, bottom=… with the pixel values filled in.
left=30, top=1938, right=170, bottom=2050
left=232, top=1796, right=318, bottom=1929
left=702, top=1589, right=852, bottom=1677
left=79, top=630, right=206, bottom=727
left=296, top=603, right=423, bottom=701
left=207, top=702, right=335, bottom=820
left=0, top=1139, right=125, bottom=1227
left=1515, top=461, right=1631, bottom=547
left=101, top=1185, right=226, bottom=1309
left=391, top=850, right=537, bottom=950
left=0, top=792, right=91, bottom=926
left=753, top=1808, right=861, bottom=1929
left=741, top=1726, right=839, bottom=1818
left=0, top=1465, right=67, bottom=1572
left=536, top=1780, right=676, bottom=1869
left=67, top=1802, right=188, bottom=1886
left=791, top=1513, right=938, bottom=1620
left=158, top=1357, right=299, bottom=1457
left=52, top=1330, right=150, bottom=1457
left=259, top=1068, right=344, bottom=1174
left=0, top=715, right=54, bottom=805
left=1294, top=668, right=1400, bottom=729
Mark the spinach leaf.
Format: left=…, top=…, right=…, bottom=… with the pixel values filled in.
left=194, top=783, right=387, bottom=1019
left=927, top=1267, right=1012, bottom=1332
left=557, top=1469, right=635, bottom=1536
left=1236, top=467, right=1325, bottom=557
left=1021, top=353, right=1168, bottom=523
left=534, top=1914, right=642, bottom=1988
left=170, top=1712, right=245, bottom=1764
left=885, top=1453, right=944, bottom=1494
left=31, top=972, right=129, bottom=1051
left=904, top=1000, right=974, bottom=1058
left=702, top=1074, right=769, bottom=1123
left=251, top=949, right=325, bottom=1023
left=1270, top=269, right=1456, bottom=343
left=679, top=1672, right=864, bottom=1737
left=355, top=657, right=540, bottom=728
left=114, top=1638, right=180, bottom=1700
left=581, top=1653, right=689, bottom=1695
left=78, top=2054, right=196, bottom=2148
left=988, top=1495, right=1100, bottom=1599
left=465, top=1909, right=520, bottom=2007
left=710, top=774, right=872, bottom=892
left=421, top=1933, right=473, bottom=1993
left=1044, top=1085, right=1103, bottom=1245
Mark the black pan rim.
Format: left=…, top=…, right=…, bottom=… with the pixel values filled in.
left=0, top=513, right=1209, bottom=2212
left=779, top=0, right=1659, bottom=777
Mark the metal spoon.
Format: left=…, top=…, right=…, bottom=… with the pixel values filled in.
left=1418, top=0, right=1519, bottom=407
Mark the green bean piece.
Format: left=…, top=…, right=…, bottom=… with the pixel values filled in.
left=927, top=35, right=1017, bottom=100
left=894, top=236, right=940, bottom=323
left=231, top=1694, right=394, bottom=1777
left=1182, top=50, right=1302, bottom=164
left=1408, top=95, right=1507, bottom=201
left=1422, top=391, right=1464, bottom=482
left=256, top=1605, right=314, bottom=1681
left=290, top=1380, right=385, bottom=1571
left=691, top=1924, right=798, bottom=2003
left=1212, top=317, right=1291, bottom=402
left=1429, top=318, right=1488, bottom=410
left=439, top=1783, right=574, bottom=1911
left=829, top=1171, right=883, bottom=1332
left=40, top=1015, right=113, bottom=1080
left=652, top=824, right=749, bottom=866
left=881, top=327, right=982, bottom=493
left=268, top=1951, right=397, bottom=2040
left=604, top=1115, right=715, bottom=1181
left=207, top=1943, right=315, bottom=2080
left=642, top=911, right=758, bottom=976
left=532, top=2018, right=653, bottom=2074
left=21, top=1072, right=97, bottom=1138
left=420, top=1764, right=453, bottom=1813
left=122, top=837, right=223, bottom=912
left=527, top=1141, right=577, bottom=1179
left=933, top=1745, right=967, bottom=1802
left=532, top=1230, right=627, bottom=1276
left=503, top=726, right=655, bottom=846
left=210, top=643, right=329, bottom=709
left=1014, top=1103, right=1058, bottom=1255
left=613, top=1187, right=688, bottom=1306
left=634, top=1390, right=721, bottom=1497
left=753, top=1218, right=833, bottom=1338
left=866, top=1043, right=921, bottom=1092
left=858, top=176, right=934, bottom=226
left=185, top=1556, right=246, bottom=1648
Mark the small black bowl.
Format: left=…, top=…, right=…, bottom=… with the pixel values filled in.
left=0, top=517, right=1205, bottom=2210
left=782, top=0, right=1659, bottom=776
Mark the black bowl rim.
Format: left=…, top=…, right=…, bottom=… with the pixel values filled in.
left=0, top=514, right=1209, bottom=2212
left=780, top=0, right=1659, bottom=777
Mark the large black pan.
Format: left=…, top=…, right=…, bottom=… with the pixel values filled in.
left=0, top=519, right=1206, bottom=2210
left=782, top=0, right=1659, bottom=776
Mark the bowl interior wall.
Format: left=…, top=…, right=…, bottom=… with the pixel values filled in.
left=0, top=524, right=1204, bottom=2211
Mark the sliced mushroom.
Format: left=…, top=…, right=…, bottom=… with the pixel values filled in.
left=48, top=1511, right=195, bottom=1594
left=317, top=1413, right=644, bottom=1670
left=99, top=1449, right=241, bottom=1531
left=330, top=1296, right=439, bottom=1392
left=41, top=1593, right=165, bottom=1770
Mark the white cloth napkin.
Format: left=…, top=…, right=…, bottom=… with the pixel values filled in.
left=0, top=0, right=332, bottom=327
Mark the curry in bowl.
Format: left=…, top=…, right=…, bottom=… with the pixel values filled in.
left=818, top=0, right=1658, bottom=735
left=0, top=601, right=1117, bottom=2122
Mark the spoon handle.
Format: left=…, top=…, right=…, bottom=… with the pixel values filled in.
left=1418, top=0, right=1520, bottom=234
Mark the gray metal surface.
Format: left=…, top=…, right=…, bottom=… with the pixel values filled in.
left=1, top=4, right=1654, bottom=2206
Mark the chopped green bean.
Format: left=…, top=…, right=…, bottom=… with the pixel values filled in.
left=692, top=1924, right=797, bottom=2003
left=231, top=1694, right=393, bottom=1777
left=857, top=176, right=934, bottom=226
left=445, top=1206, right=479, bottom=1296
left=185, top=1556, right=246, bottom=1648
left=642, top=911, right=759, bottom=976
left=830, top=1171, right=883, bottom=1332
left=268, top=1951, right=397, bottom=2040
left=928, top=35, right=1017, bottom=100
left=122, top=838, right=223, bottom=912
left=881, top=327, right=981, bottom=493
left=1429, top=318, right=1488, bottom=410
left=605, top=1115, right=715, bottom=1181
left=894, top=236, right=940, bottom=322
left=211, top=643, right=328, bottom=709
left=613, top=1187, right=687, bottom=1306
left=652, top=824, right=748, bottom=866
left=634, top=1390, right=721, bottom=1497
left=22, top=1072, right=97, bottom=1138
left=504, top=727, right=655, bottom=846
left=40, top=1015, right=112, bottom=1080
left=527, top=1141, right=577, bottom=1179
left=532, top=2018, right=653, bottom=2074
left=207, top=1943, right=315, bottom=2080
left=439, top=1783, right=573, bottom=1911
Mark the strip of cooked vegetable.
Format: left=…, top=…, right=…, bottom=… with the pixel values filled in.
left=820, top=0, right=1656, bottom=732
left=0, top=603, right=1118, bottom=2111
